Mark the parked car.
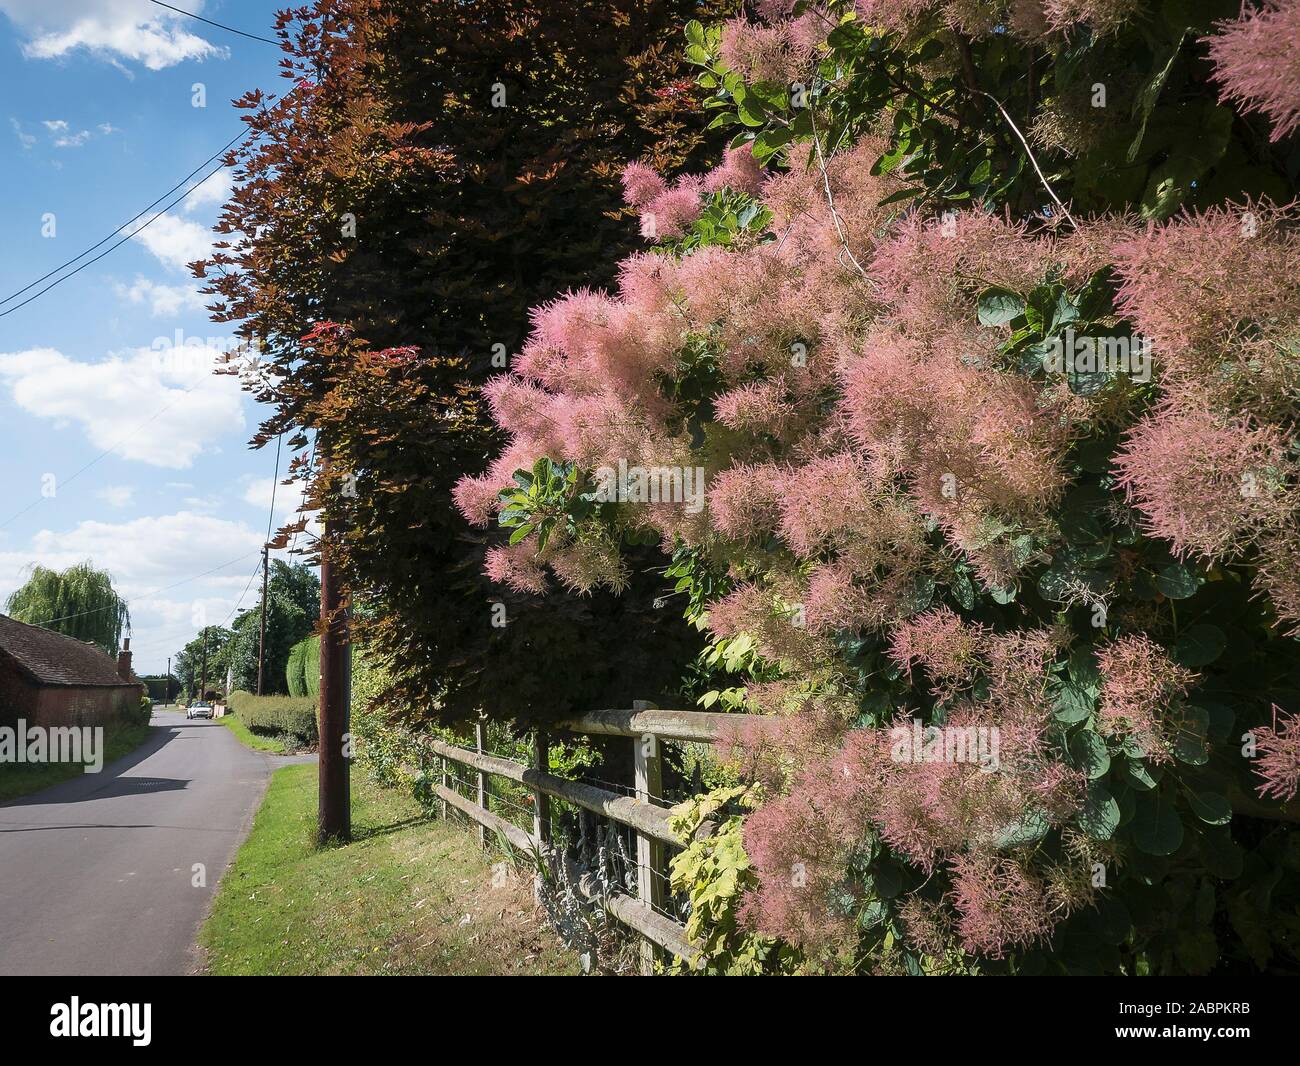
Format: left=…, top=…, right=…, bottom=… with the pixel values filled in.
left=187, top=702, right=214, bottom=720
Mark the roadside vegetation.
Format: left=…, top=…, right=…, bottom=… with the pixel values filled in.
left=225, top=691, right=317, bottom=750
left=217, top=714, right=287, bottom=755
left=200, top=764, right=579, bottom=976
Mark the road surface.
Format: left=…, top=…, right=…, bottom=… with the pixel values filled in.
left=0, top=709, right=306, bottom=976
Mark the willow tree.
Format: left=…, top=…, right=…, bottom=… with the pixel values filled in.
left=5, top=562, right=130, bottom=656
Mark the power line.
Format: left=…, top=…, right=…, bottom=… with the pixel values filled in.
left=1, top=79, right=304, bottom=319
left=0, top=159, right=229, bottom=320
left=147, top=0, right=281, bottom=47
left=0, top=128, right=246, bottom=311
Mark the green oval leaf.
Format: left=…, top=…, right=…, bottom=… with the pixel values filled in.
left=977, top=286, right=1026, bottom=326
left=1174, top=624, right=1226, bottom=667
left=1188, top=790, right=1231, bottom=825
left=1069, top=729, right=1111, bottom=779
left=1079, top=782, right=1121, bottom=840
left=1131, top=789, right=1184, bottom=855
left=1156, top=562, right=1202, bottom=600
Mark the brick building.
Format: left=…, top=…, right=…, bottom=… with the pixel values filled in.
left=0, top=614, right=144, bottom=728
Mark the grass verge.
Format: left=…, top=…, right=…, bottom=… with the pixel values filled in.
left=199, top=764, right=580, bottom=976
left=218, top=714, right=287, bottom=754
left=0, top=719, right=153, bottom=804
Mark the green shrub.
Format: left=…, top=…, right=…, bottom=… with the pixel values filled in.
left=304, top=635, right=321, bottom=699
left=285, top=641, right=308, bottom=697
left=119, top=695, right=153, bottom=728
left=227, top=690, right=318, bottom=744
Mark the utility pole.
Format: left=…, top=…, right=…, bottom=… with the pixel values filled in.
left=198, top=626, right=209, bottom=700
left=256, top=545, right=270, bottom=695
left=166, top=656, right=171, bottom=706
left=318, top=488, right=351, bottom=844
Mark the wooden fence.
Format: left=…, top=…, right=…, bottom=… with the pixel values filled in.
left=424, top=702, right=764, bottom=974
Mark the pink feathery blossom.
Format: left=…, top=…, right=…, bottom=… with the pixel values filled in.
left=1096, top=634, right=1198, bottom=761
left=483, top=541, right=547, bottom=594
left=641, top=178, right=705, bottom=241
left=708, top=463, right=784, bottom=539
left=803, top=564, right=885, bottom=634
left=948, top=854, right=1053, bottom=959
left=777, top=452, right=879, bottom=557
left=1114, top=404, right=1291, bottom=561
left=1253, top=704, right=1300, bottom=803
left=718, top=18, right=815, bottom=83
left=1044, top=0, right=1143, bottom=36
left=620, top=161, right=667, bottom=208
left=1205, top=0, right=1300, bottom=142
left=887, top=607, right=986, bottom=698
left=546, top=538, right=629, bottom=595
left=452, top=474, right=502, bottom=527
left=713, top=380, right=798, bottom=437
left=701, top=143, right=766, bottom=197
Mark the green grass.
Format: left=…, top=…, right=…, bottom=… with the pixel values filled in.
left=218, top=714, right=287, bottom=754
left=199, top=764, right=581, bottom=976
left=0, top=720, right=153, bottom=804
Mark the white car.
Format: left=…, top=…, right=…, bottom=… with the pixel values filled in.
left=186, top=702, right=214, bottom=720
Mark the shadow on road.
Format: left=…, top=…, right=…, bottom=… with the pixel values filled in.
left=0, top=718, right=185, bottom=808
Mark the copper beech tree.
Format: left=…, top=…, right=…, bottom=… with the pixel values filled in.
left=198, top=0, right=735, bottom=724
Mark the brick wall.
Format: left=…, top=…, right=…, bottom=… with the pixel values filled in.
left=0, top=658, right=141, bottom=728
left=0, top=658, right=40, bottom=728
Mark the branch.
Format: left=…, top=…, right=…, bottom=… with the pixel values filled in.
left=808, top=108, right=872, bottom=282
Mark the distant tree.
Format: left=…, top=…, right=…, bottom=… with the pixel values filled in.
left=174, top=627, right=234, bottom=700
left=198, top=562, right=320, bottom=694
left=5, top=562, right=130, bottom=656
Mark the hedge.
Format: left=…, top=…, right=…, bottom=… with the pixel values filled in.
left=304, top=635, right=321, bottom=699
left=227, top=690, right=318, bottom=744
left=285, top=635, right=322, bottom=698
left=285, top=641, right=307, bottom=697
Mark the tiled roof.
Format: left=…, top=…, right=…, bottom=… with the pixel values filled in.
left=0, top=614, right=135, bottom=688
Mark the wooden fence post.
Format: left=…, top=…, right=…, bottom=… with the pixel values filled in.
left=439, top=756, right=448, bottom=820
left=633, top=699, right=665, bottom=975
left=475, top=721, right=488, bottom=848
left=532, top=730, right=552, bottom=865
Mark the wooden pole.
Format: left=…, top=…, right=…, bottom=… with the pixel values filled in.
left=256, top=546, right=269, bottom=695
left=198, top=627, right=208, bottom=699
left=317, top=503, right=350, bottom=844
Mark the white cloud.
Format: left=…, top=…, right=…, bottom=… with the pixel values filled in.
left=42, top=118, right=67, bottom=132
left=0, top=1, right=226, bottom=71
left=0, top=344, right=244, bottom=468
left=53, top=128, right=91, bottom=148
left=0, top=509, right=270, bottom=672
left=129, top=211, right=212, bottom=271
left=10, top=118, right=35, bottom=148
left=96, top=484, right=135, bottom=508
left=116, top=275, right=208, bottom=316
left=184, top=166, right=233, bottom=212
left=241, top=474, right=319, bottom=541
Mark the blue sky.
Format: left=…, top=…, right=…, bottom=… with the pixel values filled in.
left=0, top=1, right=310, bottom=673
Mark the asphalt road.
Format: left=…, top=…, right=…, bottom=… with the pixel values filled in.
left=0, top=709, right=302, bottom=976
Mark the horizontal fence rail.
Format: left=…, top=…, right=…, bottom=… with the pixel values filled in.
left=424, top=705, right=769, bottom=973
